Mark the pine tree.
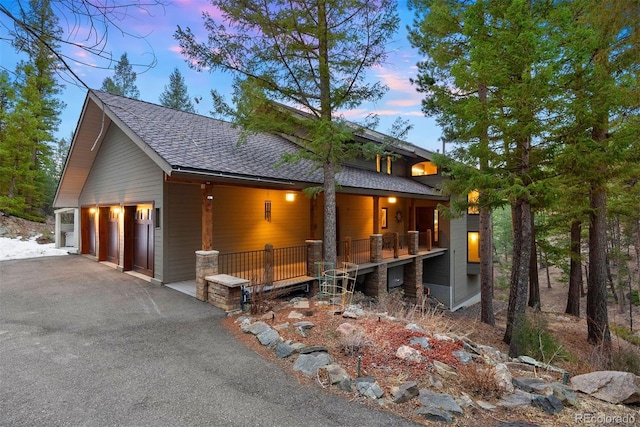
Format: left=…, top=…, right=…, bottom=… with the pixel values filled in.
left=101, top=53, right=140, bottom=99
left=159, top=68, right=194, bottom=113
left=176, top=0, right=400, bottom=265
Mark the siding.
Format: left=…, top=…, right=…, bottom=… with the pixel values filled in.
left=79, top=124, right=164, bottom=281
left=337, top=194, right=373, bottom=240
left=165, top=182, right=201, bottom=282
left=211, top=186, right=310, bottom=253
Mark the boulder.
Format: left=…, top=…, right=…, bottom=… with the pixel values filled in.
left=494, top=363, right=515, bottom=393
left=293, top=352, right=334, bottom=376
left=531, top=394, right=564, bottom=414
left=354, top=376, right=384, bottom=399
left=392, top=381, right=419, bottom=404
left=335, top=322, right=358, bottom=336
left=256, top=328, right=281, bottom=348
left=245, top=321, right=270, bottom=335
left=512, top=377, right=551, bottom=395
left=319, top=364, right=350, bottom=385
left=418, top=390, right=464, bottom=415
left=410, top=336, right=430, bottom=349
left=497, top=389, right=535, bottom=408
left=570, top=371, right=640, bottom=404
left=433, top=360, right=457, bottom=378
left=405, top=323, right=426, bottom=334
left=396, top=345, right=425, bottom=363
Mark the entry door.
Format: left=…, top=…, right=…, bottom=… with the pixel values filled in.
left=107, top=209, right=119, bottom=263
left=133, top=207, right=154, bottom=276
left=416, top=207, right=434, bottom=247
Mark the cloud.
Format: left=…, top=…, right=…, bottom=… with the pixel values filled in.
left=386, top=99, right=421, bottom=108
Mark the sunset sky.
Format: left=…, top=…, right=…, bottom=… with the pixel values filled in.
left=1, top=1, right=443, bottom=152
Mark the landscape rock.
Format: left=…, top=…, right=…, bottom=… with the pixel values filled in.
left=299, top=345, right=328, bottom=354
left=260, top=311, right=276, bottom=320
left=425, top=373, right=443, bottom=390
left=293, top=321, right=315, bottom=330
left=287, top=311, right=304, bottom=319
left=275, top=341, right=295, bottom=358
left=245, top=321, right=270, bottom=335
left=494, top=363, right=515, bottom=393
left=570, top=371, right=640, bottom=404
left=405, top=323, right=426, bottom=334
left=497, top=389, right=535, bottom=408
left=335, top=322, right=358, bottom=336
left=531, top=394, right=564, bottom=414
left=338, top=377, right=353, bottom=392
left=409, top=336, right=430, bottom=349
left=550, top=382, right=577, bottom=406
left=414, top=406, right=452, bottom=423
left=452, top=350, right=473, bottom=364
left=476, top=400, right=496, bottom=410
left=293, top=352, right=334, bottom=376
left=256, top=328, right=281, bottom=348
left=292, top=299, right=310, bottom=309
left=354, top=376, right=384, bottom=399
left=392, top=381, right=419, bottom=404
left=512, top=377, right=552, bottom=395
left=478, top=344, right=509, bottom=363
left=433, top=360, right=457, bottom=378
left=433, top=333, right=454, bottom=342
left=418, top=390, right=464, bottom=415
left=396, top=345, right=425, bottom=363
left=342, top=305, right=365, bottom=319
left=455, top=392, right=474, bottom=408
left=273, top=322, right=290, bottom=331
left=319, top=364, right=350, bottom=385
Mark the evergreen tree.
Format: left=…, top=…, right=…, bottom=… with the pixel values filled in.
left=0, top=0, right=64, bottom=220
left=101, top=53, right=140, bottom=99
left=176, top=0, right=400, bottom=265
left=159, top=68, right=194, bottom=113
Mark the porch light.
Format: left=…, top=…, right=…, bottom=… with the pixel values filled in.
left=89, top=208, right=96, bottom=214
left=388, top=197, right=397, bottom=204
left=285, top=192, right=295, bottom=202
left=112, top=207, right=120, bottom=214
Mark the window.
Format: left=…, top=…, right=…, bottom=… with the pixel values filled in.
left=411, top=161, right=438, bottom=176
left=433, top=209, right=439, bottom=243
left=386, top=156, right=391, bottom=174
left=468, top=190, right=479, bottom=214
left=468, top=232, right=480, bottom=263
left=376, top=154, right=381, bottom=172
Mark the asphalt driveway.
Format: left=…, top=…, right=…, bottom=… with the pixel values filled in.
left=0, top=256, right=419, bottom=427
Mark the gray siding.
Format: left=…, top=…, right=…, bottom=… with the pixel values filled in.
left=164, top=182, right=201, bottom=282
left=450, top=215, right=480, bottom=308
left=79, top=124, right=165, bottom=281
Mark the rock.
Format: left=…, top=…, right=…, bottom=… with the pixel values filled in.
left=570, top=371, right=640, bottom=404
left=476, top=400, right=496, bottom=410
left=410, top=336, right=430, bottom=349
left=414, top=406, right=452, bottom=423
left=550, top=382, right=577, bottom=406
left=418, top=390, right=463, bottom=415
left=455, top=392, right=474, bottom=408
left=260, top=311, right=276, bottom=320
left=273, top=323, right=290, bottom=331
left=336, top=322, right=358, bottom=336
left=392, top=381, right=419, bottom=404
left=497, top=389, right=534, bottom=408
left=433, top=333, right=454, bottom=342
left=396, top=345, right=425, bottom=363
left=338, top=378, right=353, bottom=392
left=494, top=363, right=515, bottom=393
left=319, top=364, right=350, bottom=385
left=354, top=376, right=384, bottom=399
left=405, top=323, right=426, bottom=334
left=287, top=311, right=304, bottom=319
left=478, top=344, right=509, bottom=363
left=452, top=350, right=473, bottom=364
left=433, top=360, right=457, bottom=378
left=293, top=321, right=315, bottom=330
left=239, top=318, right=253, bottom=333
left=342, top=305, right=365, bottom=319
left=299, top=345, right=328, bottom=354
left=512, top=377, right=551, bottom=395
left=292, top=299, right=310, bottom=309
left=246, top=321, right=270, bottom=335
left=275, top=341, right=295, bottom=358
left=293, top=352, right=334, bottom=376
left=256, top=328, right=281, bottom=348
left=531, top=394, right=564, bottom=414
left=426, top=373, right=443, bottom=390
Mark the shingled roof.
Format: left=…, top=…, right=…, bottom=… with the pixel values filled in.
left=91, top=90, right=440, bottom=197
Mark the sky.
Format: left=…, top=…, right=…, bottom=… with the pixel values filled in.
left=0, top=0, right=444, bottom=153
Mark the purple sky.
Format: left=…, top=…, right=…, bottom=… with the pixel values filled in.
left=1, top=1, right=443, bottom=152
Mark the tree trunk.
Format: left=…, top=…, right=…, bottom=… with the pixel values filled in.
left=480, top=205, right=495, bottom=326
left=323, top=161, right=337, bottom=267
left=566, top=220, right=582, bottom=316
left=587, top=185, right=611, bottom=356
left=528, top=214, right=540, bottom=310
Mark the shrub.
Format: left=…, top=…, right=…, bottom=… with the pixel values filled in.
left=456, top=363, right=503, bottom=399
left=511, top=312, right=570, bottom=364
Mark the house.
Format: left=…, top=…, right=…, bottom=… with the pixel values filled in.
left=53, top=90, right=481, bottom=310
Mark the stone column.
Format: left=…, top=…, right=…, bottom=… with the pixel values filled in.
left=370, top=234, right=383, bottom=263
left=408, top=231, right=419, bottom=255
left=196, top=250, right=219, bottom=301
left=365, top=263, right=387, bottom=299
left=403, top=257, right=423, bottom=301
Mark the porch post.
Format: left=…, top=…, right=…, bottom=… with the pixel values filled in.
left=408, top=231, right=419, bottom=255
left=366, top=234, right=387, bottom=299
left=370, top=234, right=383, bottom=263
left=201, top=182, right=214, bottom=251
left=373, top=196, right=380, bottom=234
left=195, top=250, right=219, bottom=301
left=403, top=257, right=423, bottom=301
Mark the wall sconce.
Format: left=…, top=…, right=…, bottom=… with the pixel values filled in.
left=388, top=196, right=397, bottom=204
left=89, top=208, right=96, bottom=214
left=285, top=192, right=295, bottom=202
left=112, top=207, right=120, bottom=214
left=264, top=200, right=272, bottom=222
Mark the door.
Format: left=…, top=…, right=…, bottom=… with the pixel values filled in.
left=133, top=206, right=154, bottom=276
left=107, top=208, right=119, bottom=263
left=81, top=207, right=96, bottom=256
left=416, top=207, right=434, bottom=247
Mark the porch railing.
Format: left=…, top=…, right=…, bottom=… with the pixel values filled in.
left=218, top=244, right=308, bottom=286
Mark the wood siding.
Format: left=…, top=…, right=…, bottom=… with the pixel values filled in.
left=79, top=125, right=164, bottom=281
left=210, top=186, right=310, bottom=253
left=336, top=194, right=373, bottom=240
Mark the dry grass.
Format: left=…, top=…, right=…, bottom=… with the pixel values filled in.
left=455, top=363, right=504, bottom=400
